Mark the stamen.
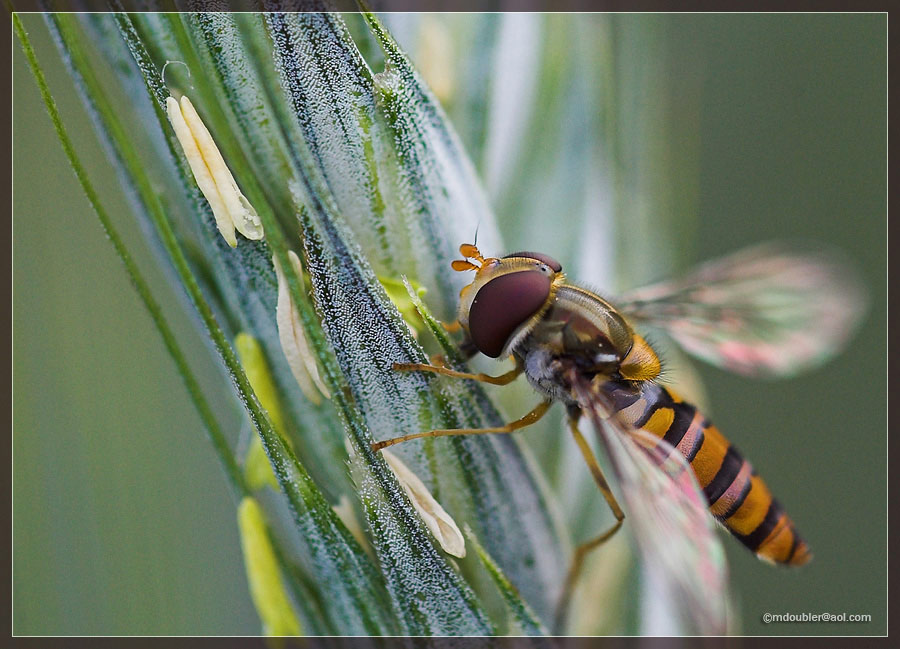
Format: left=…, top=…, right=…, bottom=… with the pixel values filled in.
left=381, top=449, right=466, bottom=558
left=166, top=95, right=263, bottom=247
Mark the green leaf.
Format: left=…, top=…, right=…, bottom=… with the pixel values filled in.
left=124, top=11, right=497, bottom=635
left=299, top=205, right=494, bottom=635
left=276, top=13, right=567, bottom=625
left=465, top=527, right=548, bottom=636
left=269, top=12, right=504, bottom=320
left=25, top=9, right=706, bottom=636
left=45, top=13, right=397, bottom=636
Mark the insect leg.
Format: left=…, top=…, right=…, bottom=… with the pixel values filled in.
left=568, top=417, right=625, bottom=521
left=371, top=399, right=552, bottom=452
left=392, top=361, right=523, bottom=386
left=442, top=319, right=464, bottom=333
left=428, top=337, right=479, bottom=368
left=554, top=416, right=626, bottom=632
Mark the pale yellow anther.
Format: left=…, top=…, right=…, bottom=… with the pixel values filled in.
left=166, top=95, right=263, bottom=247
left=273, top=251, right=330, bottom=403
left=381, top=449, right=466, bottom=558
left=237, top=497, right=302, bottom=636
left=234, top=332, right=285, bottom=491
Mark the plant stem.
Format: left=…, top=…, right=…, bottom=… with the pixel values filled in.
left=13, top=12, right=249, bottom=501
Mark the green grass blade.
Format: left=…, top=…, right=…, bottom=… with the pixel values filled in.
left=465, top=528, right=548, bottom=636
left=44, top=13, right=396, bottom=635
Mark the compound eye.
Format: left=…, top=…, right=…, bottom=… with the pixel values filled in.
left=468, top=270, right=551, bottom=358
left=503, top=251, right=562, bottom=272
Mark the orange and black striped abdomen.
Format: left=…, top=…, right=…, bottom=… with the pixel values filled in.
left=605, top=381, right=811, bottom=566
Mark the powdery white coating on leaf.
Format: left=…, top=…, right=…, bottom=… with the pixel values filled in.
left=84, top=11, right=492, bottom=635
left=295, top=192, right=436, bottom=471
left=400, top=279, right=567, bottom=624
left=188, top=13, right=301, bottom=211
left=344, top=427, right=494, bottom=635
left=273, top=251, right=330, bottom=404
left=295, top=202, right=494, bottom=633
left=264, top=453, right=399, bottom=635
left=269, top=12, right=503, bottom=321
left=267, top=14, right=395, bottom=269
left=382, top=449, right=466, bottom=558
left=369, top=57, right=503, bottom=320
left=166, top=9, right=365, bottom=496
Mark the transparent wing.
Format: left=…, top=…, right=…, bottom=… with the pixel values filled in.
left=616, top=243, right=868, bottom=377
left=570, top=374, right=729, bottom=635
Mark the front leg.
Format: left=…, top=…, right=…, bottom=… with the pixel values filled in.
left=393, top=357, right=523, bottom=386
left=428, top=330, right=479, bottom=367
left=371, top=399, right=552, bottom=452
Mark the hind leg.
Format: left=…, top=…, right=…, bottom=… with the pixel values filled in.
left=554, top=416, right=626, bottom=632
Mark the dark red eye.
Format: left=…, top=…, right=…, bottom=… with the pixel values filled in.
left=503, top=251, right=562, bottom=272
left=468, top=270, right=552, bottom=358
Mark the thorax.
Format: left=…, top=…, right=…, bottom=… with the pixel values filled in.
left=511, top=284, right=662, bottom=404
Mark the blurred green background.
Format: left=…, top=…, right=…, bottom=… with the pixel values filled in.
left=13, top=13, right=885, bottom=636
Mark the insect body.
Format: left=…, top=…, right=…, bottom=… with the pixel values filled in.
left=374, top=242, right=864, bottom=633
left=604, top=379, right=810, bottom=565
left=515, top=272, right=811, bottom=566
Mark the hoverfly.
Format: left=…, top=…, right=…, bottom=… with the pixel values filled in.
left=372, top=242, right=865, bottom=634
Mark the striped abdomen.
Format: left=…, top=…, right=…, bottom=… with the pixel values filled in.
left=604, top=380, right=811, bottom=566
